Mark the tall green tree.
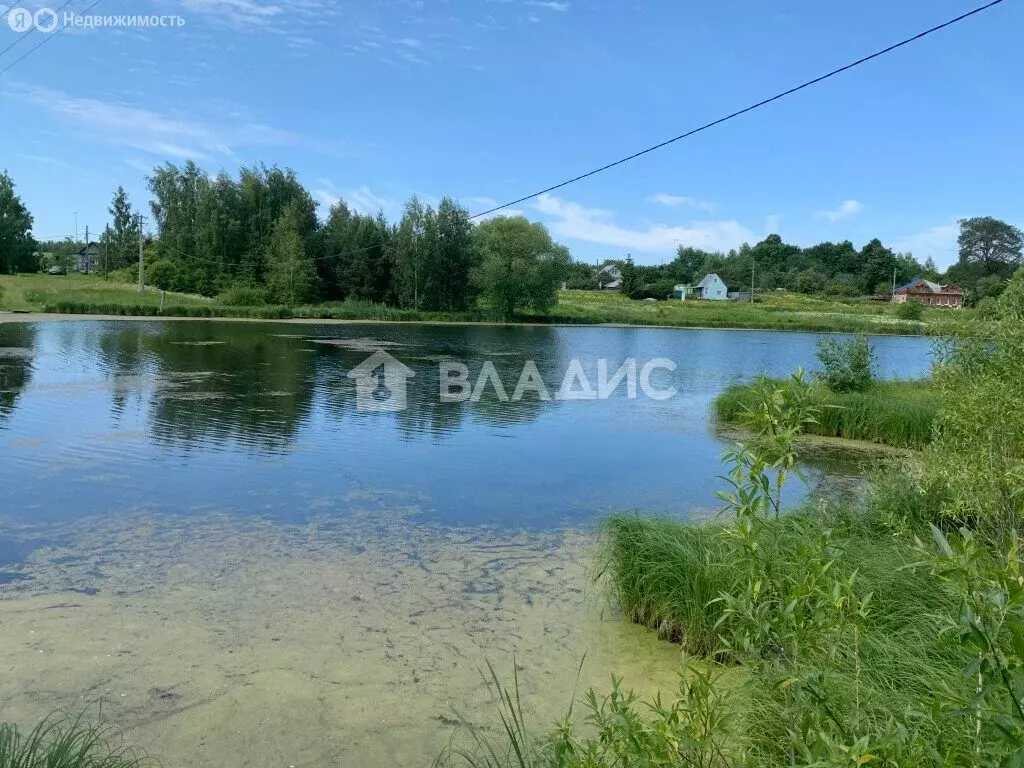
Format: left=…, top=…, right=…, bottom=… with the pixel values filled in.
left=958, top=217, right=1023, bottom=271
left=473, top=216, right=570, bottom=319
left=0, top=171, right=35, bottom=274
left=390, top=196, right=431, bottom=309
left=619, top=256, right=642, bottom=299
left=265, top=202, right=318, bottom=305
left=101, top=185, right=140, bottom=272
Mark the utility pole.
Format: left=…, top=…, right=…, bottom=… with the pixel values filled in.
left=84, top=225, right=89, bottom=273
left=137, top=215, right=146, bottom=293
left=751, top=261, right=755, bottom=302
left=892, top=266, right=897, bottom=295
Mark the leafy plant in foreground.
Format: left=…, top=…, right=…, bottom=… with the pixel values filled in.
left=0, top=714, right=148, bottom=768
left=921, top=526, right=1024, bottom=765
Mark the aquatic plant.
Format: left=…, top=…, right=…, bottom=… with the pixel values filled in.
left=0, top=714, right=148, bottom=768
left=714, top=378, right=938, bottom=449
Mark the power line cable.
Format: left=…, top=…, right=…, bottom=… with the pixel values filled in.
left=468, top=0, right=1007, bottom=219
left=0, top=0, right=78, bottom=61
left=0, top=0, right=102, bottom=76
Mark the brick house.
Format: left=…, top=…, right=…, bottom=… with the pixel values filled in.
left=892, top=278, right=964, bottom=308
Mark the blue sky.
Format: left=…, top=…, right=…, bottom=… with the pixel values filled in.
left=1, top=0, right=1021, bottom=267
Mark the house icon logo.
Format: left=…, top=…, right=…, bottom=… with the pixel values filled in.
left=347, top=350, right=415, bottom=412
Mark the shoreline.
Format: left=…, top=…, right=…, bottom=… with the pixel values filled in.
left=0, top=310, right=931, bottom=338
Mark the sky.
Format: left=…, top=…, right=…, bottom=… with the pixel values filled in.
left=1, top=0, right=1022, bottom=268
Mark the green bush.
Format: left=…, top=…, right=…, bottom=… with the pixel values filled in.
left=814, top=333, right=876, bottom=392
left=896, top=298, right=924, bottom=320
left=106, top=267, right=137, bottom=284
left=216, top=283, right=269, bottom=306
left=144, top=259, right=175, bottom=290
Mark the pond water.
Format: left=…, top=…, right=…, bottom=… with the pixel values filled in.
left=0, top=319, right=933, bottom=766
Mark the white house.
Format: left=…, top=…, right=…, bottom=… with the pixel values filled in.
left=694, top=273, right=728, bottom=301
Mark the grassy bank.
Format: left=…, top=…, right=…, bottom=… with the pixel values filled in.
left=1, top=274, right=966, bottom=334
left=588, top=507, right=970, bottom=761
left=714, top=378, right=938, bottom=449
left=0, top=273, right=212, bottom=313
left=553, top=289, right=962, bottom=335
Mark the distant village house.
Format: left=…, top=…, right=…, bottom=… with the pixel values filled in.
left=892, top=278, right=964, bottom=308
left=74, top=242, right=101, bottom=274
left=597, top=264, right=622, bottom=290
left=694, top=273, right=728, bottom=301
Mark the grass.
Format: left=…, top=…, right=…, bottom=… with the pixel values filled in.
left=587, top=507, right=971, bottom=763
left=0, top=273, right=211, bottom=312
left=0, top=714, right=148, bottom=768
left=552, top=289, right=964, bottom=336
left=2, top=274, right=968, bottom=335
left=714, top=378, right=939, bottom=449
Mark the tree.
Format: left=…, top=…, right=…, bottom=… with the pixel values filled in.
left=391, top=196, right=432, bottom=309
left=958, top=217, right=1023, bottom=271
left=265, top=202, right=318, bottom=304
left=105, top=186, right=139, bottom=272
left=619, top=256, right=642, bottom=299
left=0, top=171, right=35, bottom=274
left=473, top=216, right=570, bottom=319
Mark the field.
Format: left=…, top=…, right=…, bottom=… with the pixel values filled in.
left=0, top=273, right=212, bottom=312
left=0, top=274, right=968, bottom=334
left=552, top=289, right=962, bottom=335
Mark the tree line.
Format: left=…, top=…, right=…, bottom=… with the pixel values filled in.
left=597, top=217, right=1023, bottom=303
left=3, top=164, right=1021, bottom=309
left=132, top=161, right=569, bottom=318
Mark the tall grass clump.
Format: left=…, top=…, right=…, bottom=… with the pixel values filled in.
left=0, top=715, right=148, bottom=768
left=714, top=379, right=937, bottom=449
left=435, top=660, right=740, bottom=768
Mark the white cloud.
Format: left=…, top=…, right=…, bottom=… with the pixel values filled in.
left=345, top=186, right=393, bottom=215
left=648, top=193, right=715, bottom=213
left=314, top=189, right=341, bottom=212
left=890, top=223, right=959, bottom=268
left=397, top=37, right=422, bottom=47
left=314, top=183, right=394, bottom=216
left=821, top=199, right=863, bottom=223
left=462, top=196, right=523, bottom=219
left=179, top=0, right=283, bottom=26
left=12, top=84, right=312, bottom=161
left=764, top=214, right=781, bottom=234
left=527, top=0, right=569, bottom=10
left=534, top=194, right=756, bottom=256
left=527, top=12, right=539, bottom=22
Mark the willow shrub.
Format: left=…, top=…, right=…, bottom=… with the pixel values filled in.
left=921, top=268, right=1024, bottom=539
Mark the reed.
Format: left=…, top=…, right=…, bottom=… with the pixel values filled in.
left=714, top=378, right=937, bottom=449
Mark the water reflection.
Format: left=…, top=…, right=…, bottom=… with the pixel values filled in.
left=0, top=320, right=935, bottom=528
left=0, top=322, right=35, bottom=421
